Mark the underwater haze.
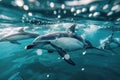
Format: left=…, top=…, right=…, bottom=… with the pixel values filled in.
left=0, top=0, right=120, bottom=80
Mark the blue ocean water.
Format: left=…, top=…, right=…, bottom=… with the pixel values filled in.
left=0, top=0, right=120, bottom=80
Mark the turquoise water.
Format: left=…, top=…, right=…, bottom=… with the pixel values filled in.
left=0, top=0, right=120, bottom=80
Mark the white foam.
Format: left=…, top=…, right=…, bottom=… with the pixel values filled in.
left=65, top=0, right=102, bottom=6
left=84, top=25, right=99, bottom=34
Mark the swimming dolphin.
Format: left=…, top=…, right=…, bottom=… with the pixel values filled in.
left=99, top=32, right=120, bottom=54
left=0, top=28, right=39, bottom=44
left=25, top=24, right=103, bottom=66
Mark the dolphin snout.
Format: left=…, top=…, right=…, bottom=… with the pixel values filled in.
left=25, top=44, right=34, bottom=49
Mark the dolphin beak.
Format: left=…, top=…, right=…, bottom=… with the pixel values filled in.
left=25, top=44, right=34, bottom=49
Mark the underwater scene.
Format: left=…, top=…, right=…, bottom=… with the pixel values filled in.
left=0, top=0, right=120, bottom=80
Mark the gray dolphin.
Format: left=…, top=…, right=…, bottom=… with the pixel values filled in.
left=99, top=32, right=120, bottom=54
left=25, top=24, right=102, bottom=66
left=0, top=28, right=39, bottom=44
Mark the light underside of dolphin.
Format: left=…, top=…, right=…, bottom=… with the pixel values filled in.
left=34, top=37, right=84, bottom=51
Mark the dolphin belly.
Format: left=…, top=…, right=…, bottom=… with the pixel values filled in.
left=42, top=44, right=56, bottom=50
left=42, top=37, right=84, bottom=51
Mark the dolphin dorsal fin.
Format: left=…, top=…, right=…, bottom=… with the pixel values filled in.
left=67, top=24, right=77, bottom=33
left=18, top=28, right=24, bottom=32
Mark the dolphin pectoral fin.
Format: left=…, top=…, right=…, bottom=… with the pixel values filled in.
left=64, top=57, right=76, bottom=66
left=56, top=48, right=76, bottom=66
left=49, top=43, right=76, bottom=66
left=32, top=41, right=76, bottom=66
left=10, top=41, right=21, bottom=45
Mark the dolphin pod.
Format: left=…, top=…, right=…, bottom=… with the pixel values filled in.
left=25, top=24, right=118, bottom=66
left=0, top=24, right=119, bottom=66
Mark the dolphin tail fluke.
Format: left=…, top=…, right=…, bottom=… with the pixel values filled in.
left=50, top=42, right=76, bottom=66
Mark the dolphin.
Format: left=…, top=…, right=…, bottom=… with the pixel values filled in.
left=0, top=28, right=39, bottom=44
left=99, top=32, right=120, bottom=54
left=25, top=24, right=104, bottom=66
